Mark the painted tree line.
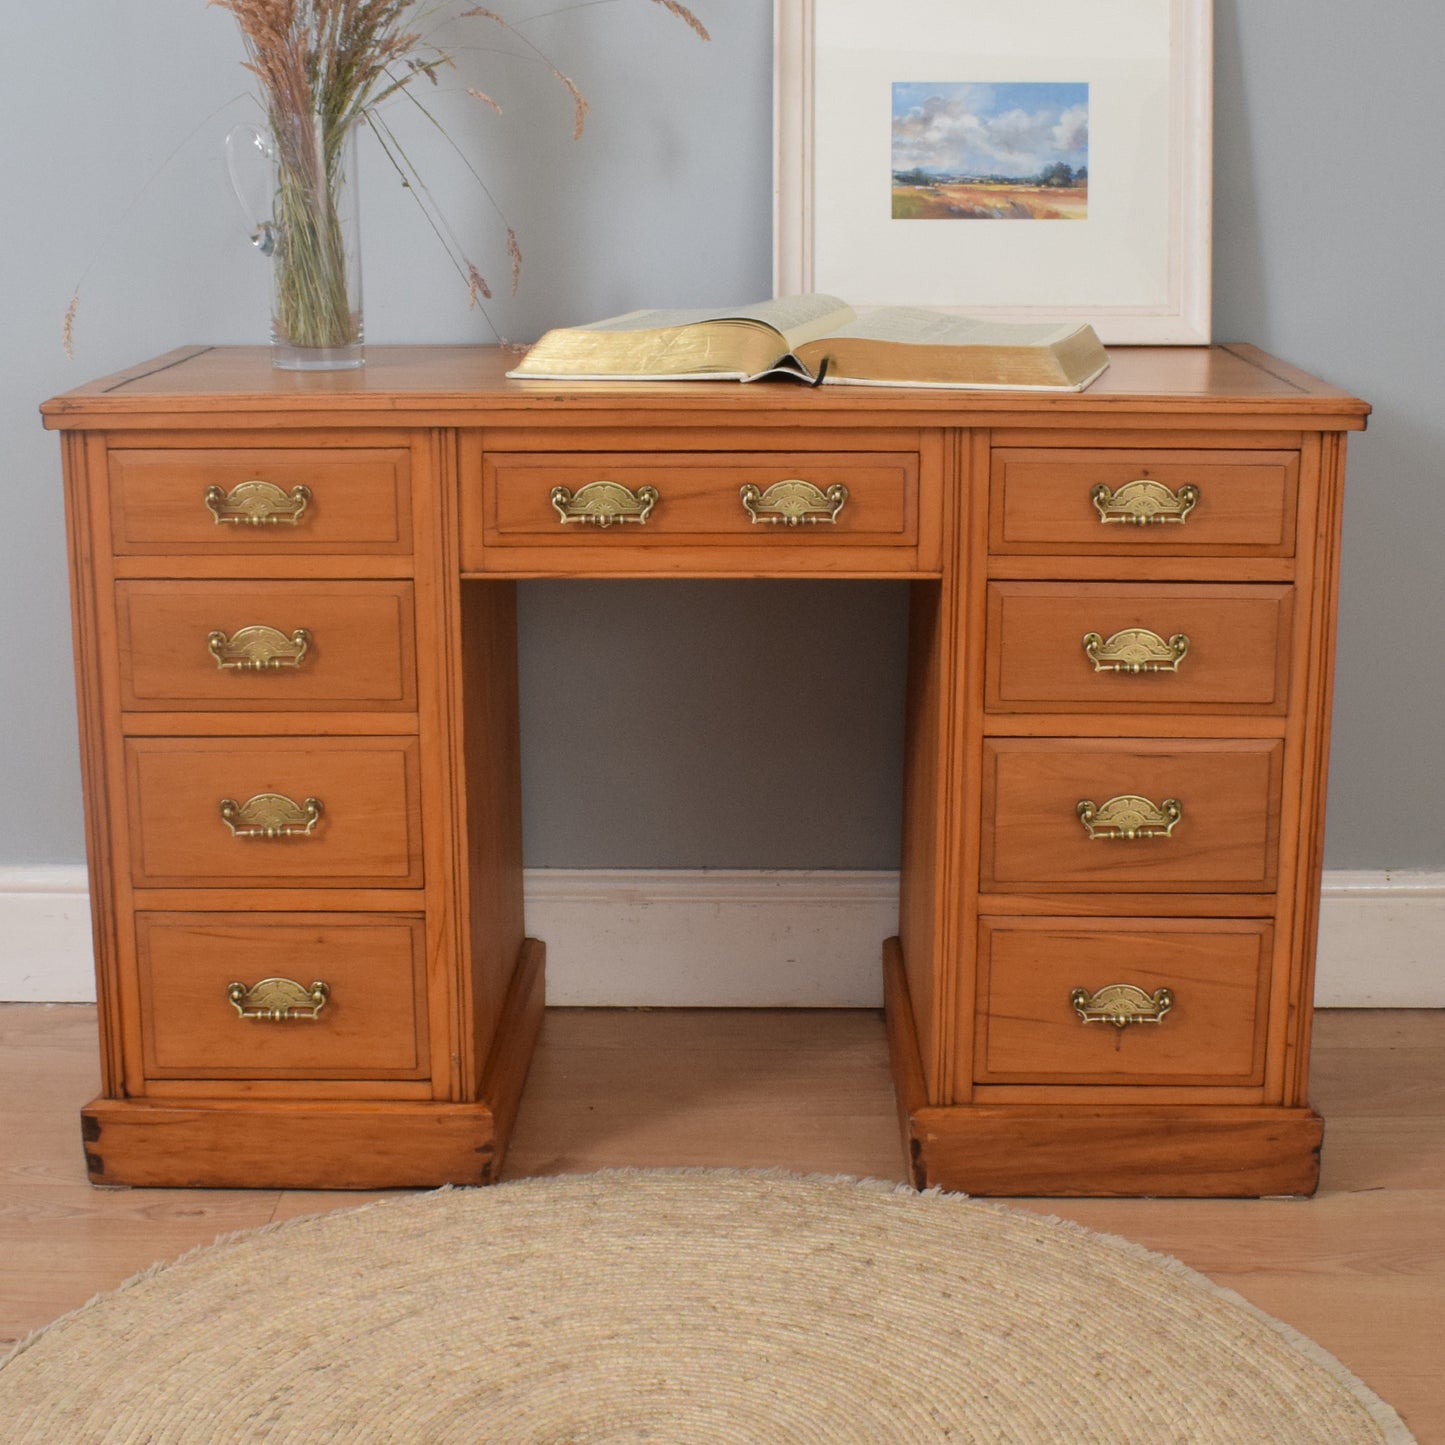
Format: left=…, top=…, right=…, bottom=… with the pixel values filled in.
left=893, top=162, right=1087, bottom=188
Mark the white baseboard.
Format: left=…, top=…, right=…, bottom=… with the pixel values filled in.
left=0, top=868, right=99, bottom=1002
left=3, top=865, right=1443, bottom=1008
left=526, top=869, right=898, bottom=1006
left=1313, top=870, right=1445, bottom=1007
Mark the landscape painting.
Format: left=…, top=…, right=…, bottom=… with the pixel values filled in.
left=892, top=82, right=1089, bottom=220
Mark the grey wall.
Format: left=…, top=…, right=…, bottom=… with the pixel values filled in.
left=1, top=1, right=1438, bottom=873
left=1211, top=1, right=1445, bottom=869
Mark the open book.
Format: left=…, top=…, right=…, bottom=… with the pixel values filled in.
left=506, top=293, right=1109, bottom=391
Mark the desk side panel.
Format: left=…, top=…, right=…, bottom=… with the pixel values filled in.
left=457, top=579, right=527, bottom=1086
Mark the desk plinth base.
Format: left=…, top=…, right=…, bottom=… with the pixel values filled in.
left=80, top=1099, right=506, bottom=1190
left=883, top=939, right=1323, bottom=1199
left=80, top=939, right=546, bottom=1191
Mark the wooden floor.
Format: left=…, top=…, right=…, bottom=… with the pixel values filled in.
left=3, top=1004, right=1442, bottom=1440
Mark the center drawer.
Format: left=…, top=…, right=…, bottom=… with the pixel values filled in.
left=123, top=737, right=424, bottom=887
left=463, top=448, right=935, bottom=573
left=981, top=737, right=1283, bottom=890
left=135, top=912, right=429, bottom=1081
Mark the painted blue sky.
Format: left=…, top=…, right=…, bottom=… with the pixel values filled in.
left=892, top=82, right=1089, bottom=179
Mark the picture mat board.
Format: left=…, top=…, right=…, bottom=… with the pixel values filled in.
left=774, top=0, right=1212, bottom=343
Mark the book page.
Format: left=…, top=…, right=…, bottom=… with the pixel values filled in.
left=823, top=307, right=1085, bottom=348
left=569, top=294, right=855, bottom=348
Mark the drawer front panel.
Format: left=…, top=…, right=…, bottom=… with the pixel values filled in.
left=480, top=452, right=918, bottom=549
left=986, top=582, right=1293, bottom=712
left=116, top=581, right=417, bottom=710
left=974, top=917, right=1271, bottom=1086
left=136, top=912, right=428, bottom=1080
left=109, top=448, right=412, bottom=554
left=125, top=737, right=424, bottom=887
left=990, top=449, right=1298, bottom=554
left=982, top=738, right=1282, bottom=890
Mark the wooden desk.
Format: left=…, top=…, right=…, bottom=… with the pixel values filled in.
left=43, top=345, right=1369, bottom=1196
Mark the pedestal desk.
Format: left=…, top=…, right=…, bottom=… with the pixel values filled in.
left=43, top=344, right=1369, bottom=1196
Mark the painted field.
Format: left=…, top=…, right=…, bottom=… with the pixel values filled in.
left=892, top=183, right=1087, bottom=221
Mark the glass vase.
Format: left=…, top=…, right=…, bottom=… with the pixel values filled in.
left=228, top=115, right=364, bottom=371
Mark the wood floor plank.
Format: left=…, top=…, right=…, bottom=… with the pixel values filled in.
left=502, top=1008, right=906, bottom=1180
left=0, top=1006, right=283, bottom=1351
left=1015, top=1192, right=1445, bottom=1280
left=268, top=1191, right=412, bottom=1224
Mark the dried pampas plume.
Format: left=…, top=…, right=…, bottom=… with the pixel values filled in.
left=649, top=0, right=709, bottom=41
left=507, top=228, right=522, bottom=296
left=62, top=292, right=80, bottom=361
left=555, top=71, right=589, bottom=140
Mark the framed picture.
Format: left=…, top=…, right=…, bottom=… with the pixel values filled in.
left=774, top=0, right=1213, bottom=344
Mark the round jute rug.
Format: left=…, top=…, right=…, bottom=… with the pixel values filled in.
left=0, top=1170, right=1412, bottom=1444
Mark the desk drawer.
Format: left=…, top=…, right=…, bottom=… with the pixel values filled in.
left=990, top=449, right=1298, bottom=555
left=108, top=447, right=412, bottom=554
left=981, top=738, right=1282, bottom=890
left=136, top=912, right=428, bottom=1081
left=974, top=917, right=1270, bottom=1087
left=468, top=450, right=929, bottom=571
left=116, top=581, right=417, bottom=711
left=986, top=582, right=1293, bottom=713
left=124, top=737, right=424, bottom=887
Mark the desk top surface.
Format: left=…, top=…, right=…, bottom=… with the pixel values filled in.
left=43, top=343, right=1370, bottom=430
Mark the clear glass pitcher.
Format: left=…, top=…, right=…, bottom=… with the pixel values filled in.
left=227, top=115, right=364, bottom=370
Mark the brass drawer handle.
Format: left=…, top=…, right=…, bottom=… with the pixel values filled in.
left=204, top=481, right=313, bottom=526
left=1076, top=794, right=1182, bottom=841
left=551, top=480, right=659, bottom=527
left=207, top=625, right=312, bottom=671
left=227, top=977, right=330, bottom=1020
left=1091, top=480, right=1198, bottom=526
left=219, top=793, right=323, bottom=838
left=739, top=479, right=848, bottom=526
left=1082, top=628, right=1190, bottom=674
left=1070, top=983, right=1174, bottom=1028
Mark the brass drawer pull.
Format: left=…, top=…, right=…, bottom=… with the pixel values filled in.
left=1076, top=794, right=1182, bottom=841
left=219, top=793, right=323, bottom=838
left=1091, top=480, right=1198, bottom=526
left=204, top=480, right=313, bottom=526
left=207, top=625, right=312, bottom=671
left=739, top=479, right=848, bottom=526
left=551, top=480, right=659, bottom=527
left=1070, top=983, right=1174, bottom=1028
left=227, top=977, right=330, bottom=1020
left=1082, top=628, right=1190, bottom=674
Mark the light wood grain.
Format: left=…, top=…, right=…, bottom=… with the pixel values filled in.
left=460, top=436, right=939, bottom=577
left=46, top=345, right=1367, bottom=1194
left=988, top=446, right=1300, bottom=554
left=107, top=444, right=412, bottom=555
left=980, top=737, right=1283, bottom=889
left=41, top=344, right=1372, bottom=424
left=114, top=579, right=417, bottom=711
left=974, top=916, right=1271, bottom=1087
left=985, top=580, right=1293, bottom=713
left=133, top=912, right=428, bottom=1084
left=122, top=736, right=425, bottom=888
left=2, top=1003, right=1438, bottom=1440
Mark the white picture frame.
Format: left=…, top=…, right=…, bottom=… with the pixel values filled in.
left=774, top=0, right=1213, bottom=344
